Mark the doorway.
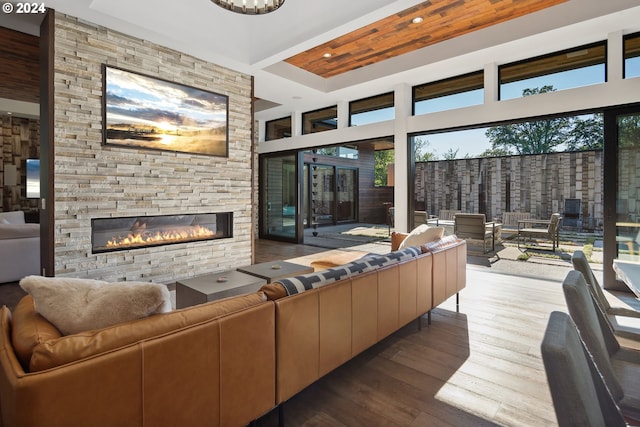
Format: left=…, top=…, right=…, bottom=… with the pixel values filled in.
left=304, top=163, right=358, bottom=228
left=259, top=153, right=302, bottom=243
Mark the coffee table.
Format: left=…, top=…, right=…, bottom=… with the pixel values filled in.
left=176, top=270, right=267, bottom=308
left=236, top=260, right=313, bottom=283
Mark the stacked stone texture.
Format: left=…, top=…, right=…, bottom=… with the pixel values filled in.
left=54, top=14, right=253, bottom=282
left=415, top=151, right=604, bottom=229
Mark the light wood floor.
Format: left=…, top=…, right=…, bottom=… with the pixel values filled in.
left=253, top=239, right=571, bottom=427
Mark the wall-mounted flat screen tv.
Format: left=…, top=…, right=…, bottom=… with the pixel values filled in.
left=26, top=159, right=40, bottom=199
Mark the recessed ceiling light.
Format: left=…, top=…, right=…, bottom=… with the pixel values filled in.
left=323, top=53, right=332, bottom=58
left=412, top=16, right=423, bottom=24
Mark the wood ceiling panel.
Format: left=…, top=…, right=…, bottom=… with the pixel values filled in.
left=285, top=0, right=568, bottom=79
left=0, top=27, right=39, bottom=104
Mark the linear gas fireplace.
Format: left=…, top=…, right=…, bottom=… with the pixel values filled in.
left=91, top=213, right=233, bottom=254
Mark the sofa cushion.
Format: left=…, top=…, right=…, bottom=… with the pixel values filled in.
left=11, top=295, right=62, bottom=370
left=29, top=292, right=266, bottom=372
left=309, top=250, right=369, bottom=271
left=398, top=225, right=444, bottom=250
left=260, top=283, right=288, bottom=300
left=0, top=210, right=25, bottom=224
left=390, top=232, right=409, bottom=251
left=424, top=235, right=460, bottom=252
left=0, top=223, right=40, bottom=240
left=20, top=276, right=172, bottom=335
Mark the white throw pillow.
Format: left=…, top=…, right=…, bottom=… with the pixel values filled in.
left=398, top=224, right=445, bottom=249
left=20, top=276, right=172, bottom=335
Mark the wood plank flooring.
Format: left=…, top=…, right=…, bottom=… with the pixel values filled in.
left=253, top=239, right=571, bottom=427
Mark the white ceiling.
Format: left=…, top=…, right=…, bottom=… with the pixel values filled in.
left=3, top=0, right=640, bottom=121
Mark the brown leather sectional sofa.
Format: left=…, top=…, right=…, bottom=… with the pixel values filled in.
left=0, top=236, right=466, bottom=427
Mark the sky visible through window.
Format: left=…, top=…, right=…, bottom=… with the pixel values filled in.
left=417, top=65, right=610, bottom=159
left=349, top=60, right=639, bottom=160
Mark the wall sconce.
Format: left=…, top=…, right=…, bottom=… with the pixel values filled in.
left=3, top=165, right=17, bottom=186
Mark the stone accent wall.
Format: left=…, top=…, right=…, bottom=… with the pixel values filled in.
left=415, top=150, right=604, bottom=230
left=53, top=14, right=253, bottom=282
left=1, top=115, right=39, bottom=213
left=619, top=147, right=640, bottom=223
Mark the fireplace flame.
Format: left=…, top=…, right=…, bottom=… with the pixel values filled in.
left=106, top=224, right=216, bottom=249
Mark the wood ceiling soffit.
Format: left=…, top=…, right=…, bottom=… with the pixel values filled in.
left=284, top=0, right=568, bottom=79
left=0, top=27, right=40, bottom=104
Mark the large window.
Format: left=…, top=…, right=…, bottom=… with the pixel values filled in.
left=349, top=92, right=394, bottom=126
left=265, top=116, right=291, bottom=141
left=624, top=32, right=640, bottom=79
left=499, top=42, right=606, bottom=100
left=302, top=106, right=337, bottom=134
left=413, top=71, right=484, bottom=115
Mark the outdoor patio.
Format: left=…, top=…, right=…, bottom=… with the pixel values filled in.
left=303, top=222, right=605, bottom=270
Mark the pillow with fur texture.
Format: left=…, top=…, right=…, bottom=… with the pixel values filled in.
left=20, top=276, right=172, bottom=335
left=398, top=224, right=444, bottom=249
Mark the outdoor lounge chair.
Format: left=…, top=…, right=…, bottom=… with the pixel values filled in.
left=453, top=213, right=496, bottom=253
left=517, top=213, right=562, bottom=251
left=541, top=311, right=627, bottom=427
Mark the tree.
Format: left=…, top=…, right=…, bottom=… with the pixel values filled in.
left=618, top=114, right=640, bottom=148
left=484, top=85, right=603, bottom=155
left=565, top=114, right=603, bottom=151
left=414, top=137, right=437, bottom=161
left=441, top=148, right=459, bottom=160
left=374, top=137, right=439, bottom=186
left=374, top=149, right=394, bottom=186
left=478, top=147, right=511, bottom=157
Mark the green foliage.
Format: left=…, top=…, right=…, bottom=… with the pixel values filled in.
left=478, top=147, right=512, bottom=157
left=484, top=86, right=604, bottom=155
left=374, top=149, right=394, bottom=186
left=441, top=148, right=459, bottom=160
left=414, top=137, right=437, bottom=161
left=618, top=114, right=640, bottom=148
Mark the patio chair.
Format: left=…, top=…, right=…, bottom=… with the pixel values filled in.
left=438, top=210, right=461, bottom=221
left=517, top=213, right=562, bottom=251
left=453, top=213, right=496, bottom=253
left=561, top=270, right=640, bottom=420
left=541, top=311, right=626, bottom=427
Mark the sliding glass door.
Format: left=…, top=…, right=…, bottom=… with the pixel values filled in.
left=260, top=153, right=302, bottom=243
left=603, top=105, right=640, bottom=289
left=336, top=167, right=357, bottom=222
left=306, top=164, right=358, bottom=228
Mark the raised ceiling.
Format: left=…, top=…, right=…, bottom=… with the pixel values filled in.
left=285, top=0, right=568, bottom=79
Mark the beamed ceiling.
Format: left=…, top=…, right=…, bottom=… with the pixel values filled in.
left=285, top=0, right=568, bottom=79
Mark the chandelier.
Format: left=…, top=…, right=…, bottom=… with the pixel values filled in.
left=212, top=0, right=285, bottom=15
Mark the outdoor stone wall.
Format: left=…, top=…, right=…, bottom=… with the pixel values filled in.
left=53, top=14, right=253, bottom=282
left=619, top=147, right=640, bottom=223
left=0, top=115, right=39, bottom=213
left=415, top=150, right=604, bottom=230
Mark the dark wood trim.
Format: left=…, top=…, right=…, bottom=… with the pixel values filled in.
left=39, top=9, right=55, bottom=277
